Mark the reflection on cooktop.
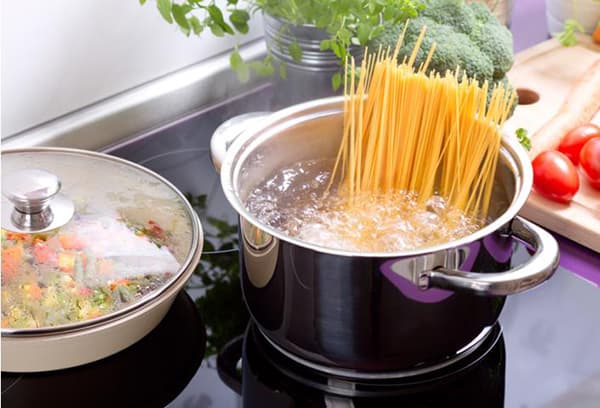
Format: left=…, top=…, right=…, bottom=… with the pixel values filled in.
left=217, top=323, right=505, bottom=407
left=1, top=292, right=205, bottom=408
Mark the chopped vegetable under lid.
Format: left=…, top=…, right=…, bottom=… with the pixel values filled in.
left=1, top=149, right=199, bottom=332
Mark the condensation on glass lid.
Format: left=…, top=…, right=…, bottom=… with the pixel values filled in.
left=2, top=151, right=193, bottom=261
left=245, top=159, right=482, bottom=252
left=1, top=150, right=195, bottom=330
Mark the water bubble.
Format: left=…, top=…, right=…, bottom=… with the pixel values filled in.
left=245, top=159, right=481, bottom=252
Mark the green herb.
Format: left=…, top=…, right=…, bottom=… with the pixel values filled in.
left=140, top=0, right=425, bottom=83
left=331, top=72, right=342, bottom=91
left=556, top=19, right=584, bottom=47
left=515, top=128, right=531, bottom=151
left=183, top=193, right=248, bottom=357
left=254, top=0, right=424, bottom=62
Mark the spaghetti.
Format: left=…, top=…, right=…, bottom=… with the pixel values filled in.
left=330, top=24, right=516, bottom=221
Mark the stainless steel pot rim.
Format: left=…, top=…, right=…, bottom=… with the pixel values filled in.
left=258, top=324, right=499, bottom=380
left=1, top=147, right=204, bottom=336
left=220, top=95, right=533, bottom=258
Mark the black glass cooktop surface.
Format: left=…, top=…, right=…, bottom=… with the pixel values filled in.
left=3, top=85, right=600, bottom=408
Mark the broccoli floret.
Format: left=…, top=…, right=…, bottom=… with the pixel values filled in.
left=369, top=0, right=516, bottom=113
left=468, top=1, right=495, bottom=22
left=371, top=0, right=514, bottom=82
left=469, top=3, right=513, bottom=79
left=374, top=15, right=495, bottom=82
left=421, top=0, right=477, bottom=35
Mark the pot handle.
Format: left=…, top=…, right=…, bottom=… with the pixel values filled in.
left=216, top=335, right=244, bottom=395
left=210, top=112, right=271, bottom=173
left=420, top=217, right=559, bottom=296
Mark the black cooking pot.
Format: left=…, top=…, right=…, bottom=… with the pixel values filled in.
left=210, top=97, right=559, bottom=374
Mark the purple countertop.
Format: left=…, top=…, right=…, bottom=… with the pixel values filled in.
left=510, top=0, right=600, bottom=286
left=556, top=235, right=600, bottom=287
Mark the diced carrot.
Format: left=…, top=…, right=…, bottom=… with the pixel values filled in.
left=2, top=245, right=24, bottom=282
left=57, top=252, right=75, bottom=273
left=1, top=318, right=9, bottom=328
left=5, top=232, right=30, bottom=242
left=59, top=235, right=85, bottom=250
left=109, top=278, right=130, bottom=290
left=33, top=243, right=57, bottom=265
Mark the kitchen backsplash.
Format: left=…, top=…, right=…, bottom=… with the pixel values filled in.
left=1, top=0, right=264, bottom=139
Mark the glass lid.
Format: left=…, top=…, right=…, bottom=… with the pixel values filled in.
left=1, top=148, right=201, bottom=333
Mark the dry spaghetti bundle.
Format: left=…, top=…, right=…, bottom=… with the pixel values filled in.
left=330, top=24, right=516, bottom=220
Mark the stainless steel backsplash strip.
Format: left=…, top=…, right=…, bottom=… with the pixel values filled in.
left=2, top=40, right=268, bottom=151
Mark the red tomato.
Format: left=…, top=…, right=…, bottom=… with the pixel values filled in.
left=580, top=137, right=600, bottom=189
left=532, top=151, right=580, bottom=203
left=557, top=124, right=600, bottom=165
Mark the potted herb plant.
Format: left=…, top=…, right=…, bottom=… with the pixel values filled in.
left=139, top=0, right=424, bottom=97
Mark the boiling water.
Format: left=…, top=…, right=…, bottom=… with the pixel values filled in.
left=245, top=159, right=481, bottom=252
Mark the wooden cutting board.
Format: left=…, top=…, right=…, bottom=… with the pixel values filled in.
left=503, top=35, right=600, bottom=253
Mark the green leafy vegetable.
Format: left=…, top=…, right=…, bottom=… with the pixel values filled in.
left=172, top=4, right=191, bottom=36
left=249, top=59, right=275, bottom=76
left=556, top=19, right=584, bottom=47
left=209, top=22, right=225, bottom=37
left=157, top=0, right=173, bottom=24
left=229, top=9, right=250, bottom=34
left=357, top=23, right=371, bottom=45
left=208, top=4, right=235, bottom=35
left=515, top=128, right=531, bottom=151
left=189, top=15, right=203, bottom=35
left=253, top=0, right=424, bottom=54
left=288, top=41, right=302, bottom=63
left=229, top=49, right=250, bottom=81
left=331, top=71, right=342, bottom=91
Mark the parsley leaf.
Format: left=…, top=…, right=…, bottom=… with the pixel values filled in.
left=556, top=19, right=584, bottom=47
left=516, top=128, right=531, bottom=151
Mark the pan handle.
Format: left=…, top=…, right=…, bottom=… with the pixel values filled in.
left=210, top=112, right=271, bottom=174
left=420, top=217, right=559, bottom=296
left=216, top=335, right=244, bottom=395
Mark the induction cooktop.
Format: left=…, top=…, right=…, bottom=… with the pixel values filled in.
left=3, top=84, right=600, bottom=408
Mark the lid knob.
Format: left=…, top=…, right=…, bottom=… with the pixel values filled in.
left=2, top=169, right=74, bottom=232
left=4, top=169, right=61, bottom=214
